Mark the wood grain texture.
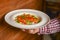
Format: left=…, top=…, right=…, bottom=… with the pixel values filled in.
left=0, top=0, right=43, bottom=40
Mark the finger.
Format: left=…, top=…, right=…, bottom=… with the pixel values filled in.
left=33, top=28, right=39, bottom=33
left=29, top=28, right=39, bottom=34
left=22, top=29, right=25, bottom=31
left=21, top=29, right=29, bottom=32
left=29, top=30, right=34, bottom=34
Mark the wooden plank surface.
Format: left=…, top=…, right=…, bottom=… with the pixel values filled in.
left=0, top=21, right=42, bottom=40
left=0, top=0, right=43, bottom=40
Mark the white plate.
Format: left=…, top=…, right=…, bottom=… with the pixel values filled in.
left=4, top=9, right=50, bottom=29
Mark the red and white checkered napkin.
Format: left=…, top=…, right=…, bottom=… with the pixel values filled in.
left=38, top=18, right=60, bottom=35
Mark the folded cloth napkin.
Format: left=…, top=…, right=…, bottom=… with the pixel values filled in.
left=38, top=18, right=60, bottom=35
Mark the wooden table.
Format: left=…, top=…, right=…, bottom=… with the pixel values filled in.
left=0, top=0, right=43, bottom=40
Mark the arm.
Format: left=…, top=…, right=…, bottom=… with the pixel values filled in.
left=22, top=18, right=60, bottom=35
left=38, top=18, right=60, bottom=35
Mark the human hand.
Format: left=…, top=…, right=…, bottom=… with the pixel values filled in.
left=22, top=28, right=39, bottom=34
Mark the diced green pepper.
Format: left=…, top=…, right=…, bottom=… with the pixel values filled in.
left=15, top=19, right=20, bottom=23
left=26, top=20, right=32, bottom=25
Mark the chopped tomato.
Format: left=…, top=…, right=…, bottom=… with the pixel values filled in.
left=15, top=13, right=41, bottom=25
